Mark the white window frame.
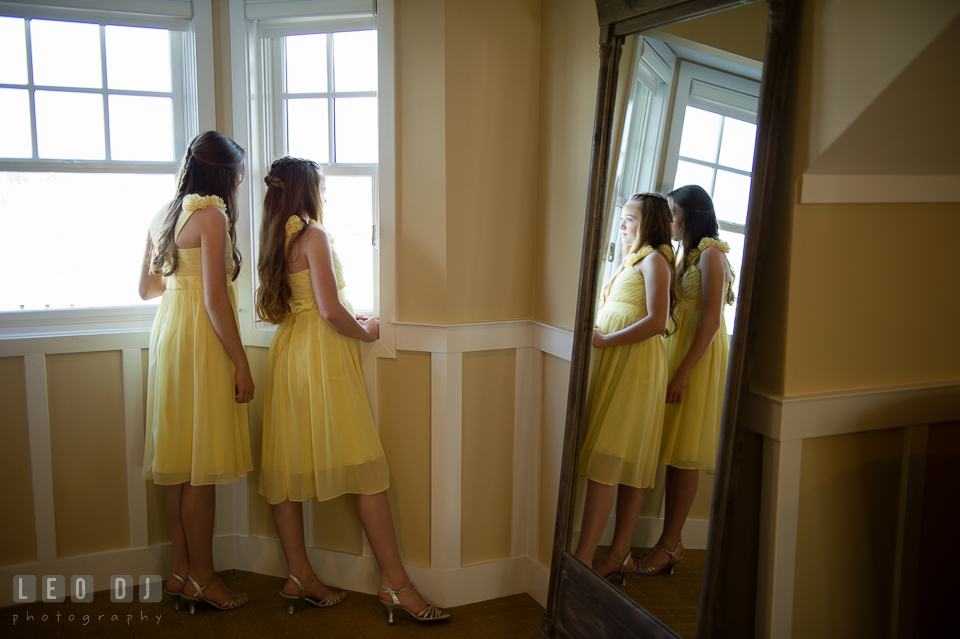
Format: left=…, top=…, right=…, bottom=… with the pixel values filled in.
left=0, top=0, right=218, bottom=351
left=660, top=60, right=761, bottom=335
left=231, top=0, right=397, bottom=359
left=602, top=36, right=675, bottom=285
left=661, top=60, right=760, bottom=232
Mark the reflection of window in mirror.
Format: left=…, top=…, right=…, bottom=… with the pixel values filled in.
left=662, top=62, right=760, bottom=334
left=604, top=37, right=675, bottom=285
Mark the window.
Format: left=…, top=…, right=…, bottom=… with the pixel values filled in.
left=0, top=1, right=204, bottom=323
left=662, top=62, right=760, bottom=333
left=266, top=28, right=379, bottom=312
left=603, top=37, right=675, bottom=284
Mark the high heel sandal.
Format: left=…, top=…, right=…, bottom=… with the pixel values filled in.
left=595, top=553, right=633, bottom=586
left=278, top=573, right=342, bottom=615
left=635, top=540, right=684, bottom=575
left=181, top=575, right=248, bottom=614
left=162, top=574, right=186, bottom=611
left=378, top=582, right=450, bottom=625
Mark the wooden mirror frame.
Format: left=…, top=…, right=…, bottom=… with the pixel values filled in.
left=538, top=1, right=801, bottom=637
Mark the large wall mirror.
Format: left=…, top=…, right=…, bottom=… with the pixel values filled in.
left=539, top=1, right=799, bottom=638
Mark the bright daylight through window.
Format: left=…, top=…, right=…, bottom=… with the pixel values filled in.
left=0, top=16, right=180, bottom=312
left=672, top=105, right=756, bottom=331
left=276, top=29, right=378, bottom=312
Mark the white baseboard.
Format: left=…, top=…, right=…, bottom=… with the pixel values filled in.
left=1, top=535, right=551, bottom=610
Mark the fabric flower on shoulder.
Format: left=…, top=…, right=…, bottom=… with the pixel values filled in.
left=687, top=237, right=731, bottom=265
left=657, top=244, right=675, bottom=263
left=622, top=245, right=656, bottom=268
left=285, top=215, right=305, bottom=237
left=183, top=193, right=227, bottom=214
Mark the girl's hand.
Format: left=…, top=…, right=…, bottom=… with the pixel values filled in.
left=355, top=314, right=369, bottom=321
left=360, top=316, right=380, bottom=342
left=235, top=366, right=255, bottom=404
left=592, top=328, right=607, bottom=349
left=666, top=372, right=687, bottom=404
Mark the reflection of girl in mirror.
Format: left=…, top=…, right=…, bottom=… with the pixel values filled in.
left=255, top=158, right=448, bottom=624
left=139, top=131, right=254, bottom=612
left=574, top=193, right=678, bottom=584
left=635, top=184, right=734, bottom=576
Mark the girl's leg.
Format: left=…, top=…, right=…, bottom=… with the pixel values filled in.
left=181, top=484, right=247, bottom=605
left=573, top=480, right=615, bottom=567
left=166, top=483, right=189, bottom=593
left=645, top=466, right=697, bottom=569
left=271, top=500, right=344, bottom=600
left=356, top=491, right=436, bottom=615
left=593, top=484, right=646, bottom=576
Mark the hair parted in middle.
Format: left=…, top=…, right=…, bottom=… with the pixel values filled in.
left=255, top=156, right=326, bottom=324
left=600, top=192, right=680, bottom=336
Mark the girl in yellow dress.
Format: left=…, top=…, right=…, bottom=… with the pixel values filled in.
left=255, top=157, right=448, bottom=624
left=635, top=184, right=734, bottom=576
left=574, top=193, right=678, bottom=584
left=139, top=131, right=254, bottom=612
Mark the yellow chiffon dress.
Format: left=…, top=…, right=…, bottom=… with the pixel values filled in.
left=259, top=216, right=390, bottom=504
left=142, top=194, right=253, bottom=485
left=579, top=244, right=673, bottom=489
left=659, top=237, right=731, bottom=470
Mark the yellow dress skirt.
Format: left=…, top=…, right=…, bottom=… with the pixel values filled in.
left=142, top=195, right=254, bottom=485
left=259, top=235, right=390, bottom=504
left=579, top=246, right=669, bottom=490
left=660, top=240, right=731, bottom=470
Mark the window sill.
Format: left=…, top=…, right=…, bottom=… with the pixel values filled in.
left=0, top=306, right=158, bottom=356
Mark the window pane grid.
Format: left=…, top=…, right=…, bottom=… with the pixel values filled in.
left=275, top=30, right=379, bottom=312
left=673, top=105, right=756, bottom=334
left=281, top=31, right=377, bottom=168
left=0, top=17, right=178, bottom=164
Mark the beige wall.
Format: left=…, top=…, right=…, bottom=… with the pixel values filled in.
left=47, top=352, right=130, bottom=558
left=378, top=350, right=432, bottom=566
left=657, top=2, right=768, bottom=63
left=746, top=0, right=960, bottom=633
left=0, top=357, right=35, bottom=566
left=397, top=0, right=449, bottom=323
left=793, top=429, right=904, bottom=638
left=397, top=0, right=541, bottom=324
left=533, top=0, right=598, bottom=332
left=444, top=0, right=540, bottom=324
left=461, top=349, right=515, bottom=565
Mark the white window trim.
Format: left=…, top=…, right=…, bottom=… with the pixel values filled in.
left=0, top=0, right=217, bottom=356
left=660, top=60, right=761, bottom=336
left=230, top=0, right=397, bottom=360
left=661, top=60, right=760, bottom=201
left=602, top=36, right=675, bottom=285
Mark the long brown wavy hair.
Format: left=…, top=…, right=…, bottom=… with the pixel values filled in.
left=255, top=157, right=325, bottom=324
left=669, top=184, right=736, bottom=305
left=601, top=193, right=679, bottom=335
left=150, top=131, right=245, bottom=280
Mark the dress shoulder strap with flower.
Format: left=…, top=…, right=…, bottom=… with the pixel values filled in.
left=686, top=237, right=729, bottom=266
left=622, top=243, right=675, bottom=268
left=176, top=194, right=234, bottom=270
left=285, top=215, right=347, bottom=290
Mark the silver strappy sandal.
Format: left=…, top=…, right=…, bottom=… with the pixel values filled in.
left=635, top=539, right=684, bottom=575
left=378, top=582, right=450, bottom=625
left=278, top=573, right=342, bottom=615
left=596, top=553, right=633, bottom=585
left=162, top=573, right=186, bottom=610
